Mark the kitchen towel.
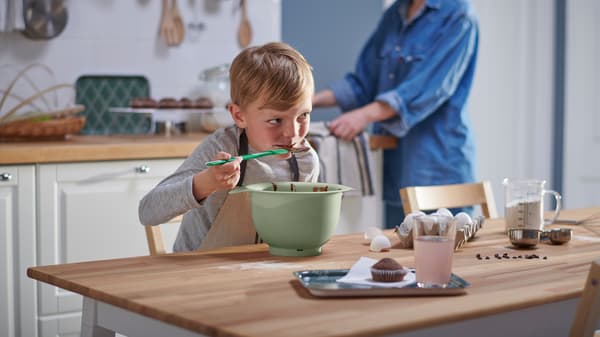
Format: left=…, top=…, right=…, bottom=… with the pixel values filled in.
left=336, top=256, right=415, bottom=288
left=307, top=121, right=374, bottom=197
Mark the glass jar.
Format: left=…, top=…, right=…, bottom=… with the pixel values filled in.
left=198, top=63, right=230, bottom=108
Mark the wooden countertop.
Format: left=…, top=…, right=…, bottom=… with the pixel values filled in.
left=0, top=133, right=210, bottom=164
left=28, top=207, right=600, bottom=337
left=0, top=133, right=396, bottom=165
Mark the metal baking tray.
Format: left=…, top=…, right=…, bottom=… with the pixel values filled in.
left=293, top=269, right=469, bottom=297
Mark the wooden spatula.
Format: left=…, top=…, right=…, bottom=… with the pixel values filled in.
left=171, top=0, right=185, bottom=45
left=237, top=0, right=252, bottom=48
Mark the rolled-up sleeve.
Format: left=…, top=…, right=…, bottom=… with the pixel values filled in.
left=378, top=13, right=478, bottom=137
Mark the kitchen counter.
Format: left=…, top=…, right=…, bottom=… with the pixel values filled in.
left=0, top=133, right=210, bottom=164
left=0, top=133, right=396, bottom=165
left=27, top=207, right=600, bottom=337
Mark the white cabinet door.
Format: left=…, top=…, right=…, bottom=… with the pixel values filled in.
left=0, top=165, right=37, bottom=337
left=36, top=158, right=183, bottom=320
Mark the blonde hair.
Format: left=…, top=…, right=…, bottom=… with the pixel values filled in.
left=229, top=42, right=314, bottom=110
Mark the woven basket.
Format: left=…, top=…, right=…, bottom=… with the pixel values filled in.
left=0, top=64, right=86, bottom=140
left=0, top=116, right=86, bottom=141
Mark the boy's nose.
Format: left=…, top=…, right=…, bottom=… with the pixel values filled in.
left=282, top=121, right=300, bottom=138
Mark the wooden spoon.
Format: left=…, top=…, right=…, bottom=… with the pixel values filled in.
left=159, top=0, right=177, bottom=46
left=171, top=0, right=185, bottom=45
left=237, top=0, right=252, bottom=48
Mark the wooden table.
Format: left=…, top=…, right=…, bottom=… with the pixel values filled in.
left=28, top=207, right=600, bottom=337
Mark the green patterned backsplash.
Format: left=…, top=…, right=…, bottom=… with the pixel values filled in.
left=76, top=76, right=152, bottom=135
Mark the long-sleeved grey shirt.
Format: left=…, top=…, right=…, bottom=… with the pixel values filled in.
left=139, top=126, right=320, bottom=252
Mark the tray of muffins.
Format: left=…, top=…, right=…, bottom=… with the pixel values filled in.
left=109, top=97, right=226, bottom=116
left=109, top=97, right=231, bottom=132
left=293, top=257, right=469, bottom=297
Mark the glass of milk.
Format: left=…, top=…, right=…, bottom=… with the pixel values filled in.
left=413, top=214, right=456, bottom=288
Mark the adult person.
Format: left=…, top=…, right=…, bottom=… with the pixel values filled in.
left=312, top=0, right=479, bottom=228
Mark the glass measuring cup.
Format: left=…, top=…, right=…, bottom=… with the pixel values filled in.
left=503, top=178, right=562, bottom=232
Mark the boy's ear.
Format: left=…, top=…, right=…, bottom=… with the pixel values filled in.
left=228, top=103, right=247, bottom=128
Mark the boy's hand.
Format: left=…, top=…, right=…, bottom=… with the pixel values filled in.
left=192, top=152, right=242, bottom=201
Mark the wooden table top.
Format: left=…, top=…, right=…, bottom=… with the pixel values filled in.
left=28, top=207, right=600, bottom=337
left=0, top=133, right=210, bottom=164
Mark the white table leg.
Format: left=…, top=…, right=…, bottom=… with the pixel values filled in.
left=81, top=297, right=116, bottom=337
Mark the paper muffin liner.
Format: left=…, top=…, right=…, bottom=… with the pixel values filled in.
left=370, top=267, right=408, bottom=282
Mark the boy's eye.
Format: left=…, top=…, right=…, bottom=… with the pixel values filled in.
left=268, top=118, right=281, bottom=125
left=298, top=112, right=310, bottom=120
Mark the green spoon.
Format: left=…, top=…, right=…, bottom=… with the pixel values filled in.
left=206, top=148, right=289, bottom=166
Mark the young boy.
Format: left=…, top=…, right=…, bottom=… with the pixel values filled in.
left=139, top=42, right=320, bottom=252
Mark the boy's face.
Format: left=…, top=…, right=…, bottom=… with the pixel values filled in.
left=229, top=95, right=312, bottom=158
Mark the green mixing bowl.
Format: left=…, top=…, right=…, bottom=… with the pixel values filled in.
left=230, top=182, right=352, bottom=257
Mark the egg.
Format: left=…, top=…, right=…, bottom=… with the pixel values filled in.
left=364, top=227, right=383, bottom=241
left=369, top=234, right=391, bottom=252
left=404, top=211, right=425, bottom=225
left=435, top=208, right=453, bottom=217
left=454, top=212, right=473, bottom=228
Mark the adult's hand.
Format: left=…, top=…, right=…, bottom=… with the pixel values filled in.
left=329, top=108, right=370, bottom=141
left=329, top=101, right=397, bottom=141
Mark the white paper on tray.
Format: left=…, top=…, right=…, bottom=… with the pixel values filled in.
left=336, top=256, right=416, bottom=288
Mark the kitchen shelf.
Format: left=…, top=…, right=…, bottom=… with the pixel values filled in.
left=109, top=107, right=229, bottom=135
left=109, top=107, right=228, bottom=124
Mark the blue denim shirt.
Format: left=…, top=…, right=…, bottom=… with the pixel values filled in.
left=330, top=0, right=478, bottom=208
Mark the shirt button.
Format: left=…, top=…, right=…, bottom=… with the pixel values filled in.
left=388, top=73, right=395, bottom=80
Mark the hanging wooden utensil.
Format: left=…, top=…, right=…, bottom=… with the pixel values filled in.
left=159, top=0, right=177, bottom=46
left=171, top=0, right=185, bottom=45
left=237, top=0, right=252, bottom=48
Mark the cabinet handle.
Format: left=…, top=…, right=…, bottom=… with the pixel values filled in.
left=135, top=165, right=150, bottom=174
left=0, top=172, right=12, bottom=181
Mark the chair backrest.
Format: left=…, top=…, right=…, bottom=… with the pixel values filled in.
left=570, top=260, right=600, bottom=337
left=144, top=215, right=182, bottom=255
left=399, top=181, right=498, bottom=218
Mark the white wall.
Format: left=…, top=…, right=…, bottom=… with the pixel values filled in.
left=0, top=0, right=281, bottom=99
left=470, top=0, right=555, bottom=213
left=563, top=0, right=600, bottom=209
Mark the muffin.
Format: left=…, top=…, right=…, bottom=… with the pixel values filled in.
left=370, top=258, right=407, bottom=282
left=158, top=97, right=181, bottom=109
left=193, top=97, right=214, bottom=109
left=130, top=97, right=158, bottom=108
left=179, top=97, right=193, bottom=109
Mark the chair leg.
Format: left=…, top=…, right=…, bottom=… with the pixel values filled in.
left=570, top=261, right=600, bottom=337
left=145, top=225, right=166, bottom=255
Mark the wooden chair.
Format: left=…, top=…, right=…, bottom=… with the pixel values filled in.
left=399, top=181, right=498, bottom=218
left=144, top=215, right=182, bottom=255
left=570, top=260, right=600, bottom=337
